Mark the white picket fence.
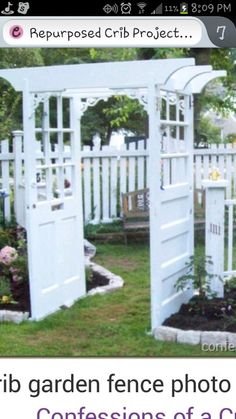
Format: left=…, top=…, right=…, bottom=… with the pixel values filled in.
left=0, top=139, right=15, bottom=222
left=82, top=142, right=149, bottom=223
left=82, top=141, right=236, bottom=224
left=194, top=143, right=236, bottom=200
left=1, top=136, right=236, bottom=226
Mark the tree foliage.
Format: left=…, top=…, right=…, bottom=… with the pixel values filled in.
left=0, top=49, right=44, bottom=138
left=194, top=49, right=235, bottom=114
left=197, top=116, right=221, bottom=145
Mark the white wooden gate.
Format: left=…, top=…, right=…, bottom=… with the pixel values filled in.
left=24, top=91, right=85, bottom=320
left=149, top=87, right=194, bottom=328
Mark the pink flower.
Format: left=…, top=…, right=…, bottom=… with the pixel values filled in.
left=12, top=274, right=22, bottom=283
left=0, top=246, right=18, bottom=266
left=10, top=265, right=22, bottom=282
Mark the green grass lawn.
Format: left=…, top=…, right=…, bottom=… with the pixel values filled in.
left=0, top=241, right=235, bottom=357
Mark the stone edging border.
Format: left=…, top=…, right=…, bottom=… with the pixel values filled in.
left=0, top=310, right=29, bottom=324
left=84, top=239, right=124, bottom=296
left=87, top=262, right=124, bottom=296
left=154, top=325, right=236, bottom=347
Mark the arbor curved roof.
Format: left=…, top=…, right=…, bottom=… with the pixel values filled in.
left=0, top=58, right=226, bottom=94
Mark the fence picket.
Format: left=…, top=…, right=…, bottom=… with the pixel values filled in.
left=233, top=144, right=236, bottom=196
left=119, top=143, right=127, bottom=215
left=13, top=132, right=23, bottom=223
left=137, top=140, right=145, bottom=190
left=195, top=155, right=202, bottom=189
left=102, top=145, right=110, bottom=222
left=110, top=150, right=118, bottom=218
left=128, top=142, right=136, bottom=192
left=218, top=143, right=225, bottom=181
left=226, top=143, right=232, bottom=199
left=1, top=140, right=11, bottom=221
left=83, top=146, right=92, bottom=222
left=210, top=143, right=217, bottom=169
left=92, top=144, right=101, bottom=223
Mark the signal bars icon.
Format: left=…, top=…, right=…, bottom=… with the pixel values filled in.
left=103, top=3, right=119, bottom=14
left=151, top=3, right=163, bottom=14
left=137, top=2, right=147, bottom=13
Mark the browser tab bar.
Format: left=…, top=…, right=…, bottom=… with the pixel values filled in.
left=3, top=18, right=204, bottom=47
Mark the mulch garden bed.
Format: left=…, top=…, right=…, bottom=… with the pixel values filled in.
left=0, top=281, right=30, bottom=313
left=0, top=270, right=110, bottom=312
left=0, top=225, right=30, bottom=314
left=163, top=286, right=236, bottom=332
left=86, top=270, right=109, bottom=291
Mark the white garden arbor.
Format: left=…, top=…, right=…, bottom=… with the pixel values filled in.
left=0, top=59, right=225, bottom=326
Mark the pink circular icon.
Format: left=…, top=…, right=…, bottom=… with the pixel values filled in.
left=9, top=25, right=24, bottom=39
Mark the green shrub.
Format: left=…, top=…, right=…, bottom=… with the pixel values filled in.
left=0, top=277, right=12, bottom=297
left=84, top=220, right=123, bottom=237
left=175, top=255, right=221, bottom=300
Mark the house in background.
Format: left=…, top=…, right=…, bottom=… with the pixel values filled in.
left=206, top=110, right=236, bottom=141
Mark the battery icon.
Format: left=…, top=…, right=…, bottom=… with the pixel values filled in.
left=180, top=2, right=188, bottom=14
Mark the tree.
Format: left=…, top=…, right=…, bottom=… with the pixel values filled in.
left=198, top=116, right=221, bottom=145
left=190, top=49, right=236, bottom=140
left=81, top=97, right=147, bottom=144
left=0, top=49, right=44, bottom=138
left=41, top=48, right=138, bottom=66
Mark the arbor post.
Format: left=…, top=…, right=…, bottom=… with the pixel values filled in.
left=202, top=179, right=228, bottom=297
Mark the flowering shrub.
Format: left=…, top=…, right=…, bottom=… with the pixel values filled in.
left=0, top=246, right=18, bottom=266
left=10, top=266, right=23, bottom=283
left=0, top=226, right=29, bottom=305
